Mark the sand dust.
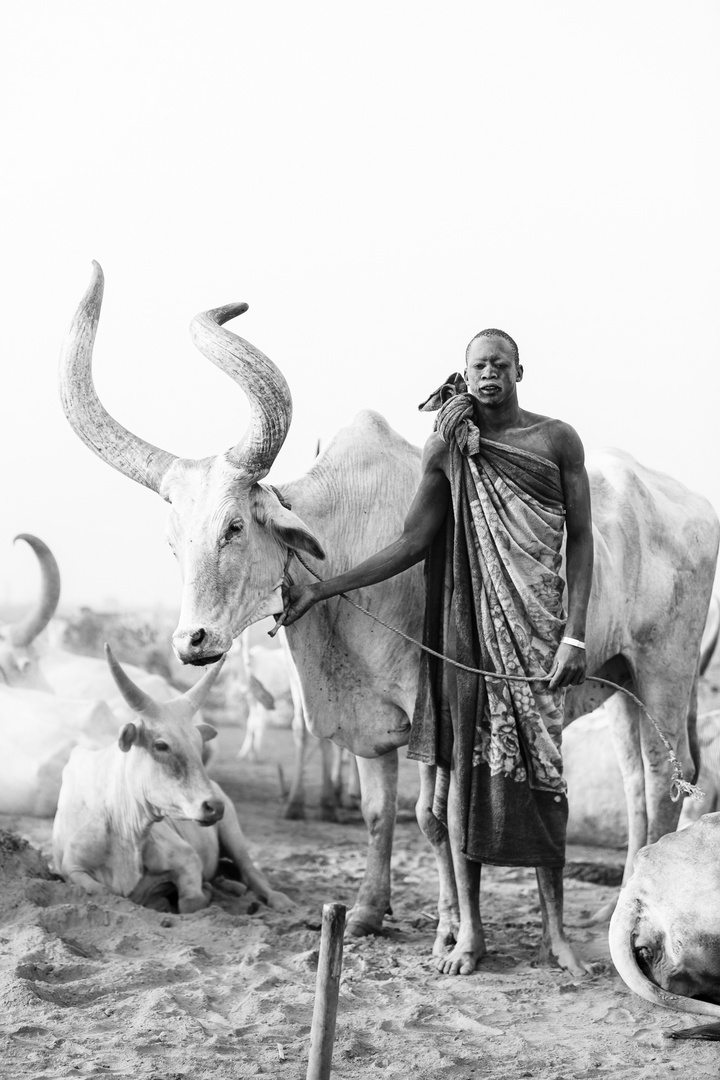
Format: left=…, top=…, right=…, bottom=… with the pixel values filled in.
left=1, top=665, right=719, bottom=1080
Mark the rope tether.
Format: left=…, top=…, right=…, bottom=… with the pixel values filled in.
left=275, top=549, right=703, bottom=804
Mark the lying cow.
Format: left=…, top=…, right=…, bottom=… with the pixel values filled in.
left=0, top=685, right=118, bottom=816
left=53, top=645, right=293, bottom=914
left=609, top=812, right=720, bottom=1020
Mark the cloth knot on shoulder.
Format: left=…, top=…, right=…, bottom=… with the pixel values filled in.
left=418, top=373, right=480, bottom=456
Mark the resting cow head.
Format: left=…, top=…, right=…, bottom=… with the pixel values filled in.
left=105, top=643, right=224, bottom=824
left=608, top=813, right=720, bottom=1018
left=60, top=264, right=324, bottom=666
left=0, top=535, right=59, bottom=690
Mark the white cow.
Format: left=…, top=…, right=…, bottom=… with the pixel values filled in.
left=609, top=813, right=720, bottom=1022
left=236, top=626, right=360, bottom=820
left=565, top=597, right=720, bottom=847
left=53, top=646, right=293, bottom=913
left=59, top=263, right=719, bottom=951
left=1, top=534, right=206, bottom=722
left=0, top=686, right=117, bottom=816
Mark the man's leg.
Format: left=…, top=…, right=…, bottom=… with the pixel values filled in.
left=535, top=866, right=592, bottom=976
left=435, top=769, right=486, bottom=976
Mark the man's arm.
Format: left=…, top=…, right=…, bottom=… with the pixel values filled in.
left=548, top=423, right=594, bottom=690
left=279, top=434, right=451, bottom=626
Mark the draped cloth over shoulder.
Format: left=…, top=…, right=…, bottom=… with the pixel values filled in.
left=408, top=377, right=569, bottom=867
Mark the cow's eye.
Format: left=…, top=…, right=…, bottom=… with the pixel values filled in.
left=154, top=740, right=170, bottom=753
left=224, top=520, right=244, bottom=542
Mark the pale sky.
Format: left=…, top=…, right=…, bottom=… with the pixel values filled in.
left=1, top=1, right=719, bottom=614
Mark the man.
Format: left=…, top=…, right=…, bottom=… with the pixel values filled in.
left=280, top=329, right=594, bottom=977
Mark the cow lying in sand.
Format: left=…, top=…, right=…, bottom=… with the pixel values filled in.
left=609, top=812, right=720, bottom=1025
left=53, top=645, right=293, bottom=914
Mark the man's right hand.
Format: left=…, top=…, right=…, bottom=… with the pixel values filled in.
left=277, top=582, right=322, bottom=627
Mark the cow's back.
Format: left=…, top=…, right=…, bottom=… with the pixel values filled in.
left=584, top=448, right=719, bottom=669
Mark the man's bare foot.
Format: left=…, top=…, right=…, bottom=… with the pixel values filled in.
left=540, top=935, right=593, bottom=977
left=434, top=931, right=486, bottom=976
left=432, top=917, right=459, bottom=958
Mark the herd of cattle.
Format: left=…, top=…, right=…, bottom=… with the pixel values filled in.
left=2, top=260, right=720, bottom=1029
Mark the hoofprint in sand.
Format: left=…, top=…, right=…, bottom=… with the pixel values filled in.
left=2, top=665, right=720, bottom=1080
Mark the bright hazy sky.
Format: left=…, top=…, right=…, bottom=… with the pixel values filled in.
left=1, top=1, right=718, bottom=614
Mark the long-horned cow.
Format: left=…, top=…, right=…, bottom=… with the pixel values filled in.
left=53, top=645, right=293, bottom=913
left=0, top=534, right=200, bottom=722
left=609, top=813, right=720, bottom=1025
left=59, top=263, right=719, bottom=948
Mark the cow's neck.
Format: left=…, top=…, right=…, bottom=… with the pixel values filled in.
left=105, top=750, right=164, bottom=844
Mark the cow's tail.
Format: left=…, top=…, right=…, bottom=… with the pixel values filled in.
left=608, top=887, right=720, bottom=1018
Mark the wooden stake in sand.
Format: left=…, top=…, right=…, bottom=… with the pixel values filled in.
left=306, top=902, right=346, bottom=1080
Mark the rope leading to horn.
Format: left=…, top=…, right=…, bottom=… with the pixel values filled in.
left=275, top=549, right=703, bottom=804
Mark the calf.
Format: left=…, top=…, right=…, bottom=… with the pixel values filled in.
left=52, top=645, right=293, bottom=914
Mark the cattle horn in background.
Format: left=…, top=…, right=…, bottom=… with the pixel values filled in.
left=8, top=534, right=61, bottom=647
left=59, top=262, right=293, bottom=489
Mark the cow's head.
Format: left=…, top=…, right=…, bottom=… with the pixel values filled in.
left=105, top=643, right=225, bottom=824
left=59, top=263, right=324, bottom=666
left=609, top=813, right=720, bottom=1018
left=0, top=535, right=59, bottom=691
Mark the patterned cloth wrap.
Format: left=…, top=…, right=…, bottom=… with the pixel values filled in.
left=408, top=374, right=569, bottom=867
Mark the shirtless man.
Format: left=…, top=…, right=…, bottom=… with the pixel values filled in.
left=281, top=329, right=594, bottom=977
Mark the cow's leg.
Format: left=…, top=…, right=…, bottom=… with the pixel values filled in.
left=238, top=705, right=263, bottom=762
left=144, top=829, right=210, bottom=914
left=347, top=750, right=398, bottom=937
left=283, top=703, right=309, bottom=820
left=607, top=692, right=647, bottom=885
left=637, top=670, right=696, bottom=847
left=434, top=768, right=485, bottom=976
left=319, top=739, right=340, bottom=821
left=64, top=869, right=111, bottom=896
left=212, top=783, right=295, bottom=912
left=414, top=763, right=459, bottom=956
left=346, top=754, right=361, bottom=809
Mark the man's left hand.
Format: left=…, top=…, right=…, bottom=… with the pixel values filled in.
left=547, top=641, right=587, bottom=690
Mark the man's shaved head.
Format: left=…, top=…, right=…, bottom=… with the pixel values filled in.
left=465, top=329, right=520, bottom=367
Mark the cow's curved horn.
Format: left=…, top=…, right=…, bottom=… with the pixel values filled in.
left=189, top=305, right=292, bottom=480
left=104, top=644, right=162, bottom=718
left=608, top=887, right=720, bottom=1017
left=59, top=262, right=178, bottom=493
left=9, top=534, right=61, bottom=647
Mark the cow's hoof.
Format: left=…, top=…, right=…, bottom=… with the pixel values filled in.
left=319, top=803, right=340, bottom=823
left=346, top=918, right=384, bottom=938
left=266, top=889, right=295, bottom=913
left=282, top=803, right=306, bottom=821
left=178, top=895, right=210, bottom=913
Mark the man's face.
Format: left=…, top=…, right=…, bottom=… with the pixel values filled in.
left=464, top=336, right=522, bottom=406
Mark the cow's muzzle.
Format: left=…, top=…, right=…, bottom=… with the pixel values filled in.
left=197, top=797, right=225, bottom=826
left=173, top=625, right=232, bottom=666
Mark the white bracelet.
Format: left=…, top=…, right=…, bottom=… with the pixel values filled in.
left=561, top=636, right=586, bottom=650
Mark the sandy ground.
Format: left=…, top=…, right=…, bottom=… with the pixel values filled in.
left=1, top=660, right=719, bottom=1080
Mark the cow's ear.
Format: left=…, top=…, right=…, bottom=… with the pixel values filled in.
left=253, top=486, right=326, bottom=560
left=118, top=722, right=139, bottom=752
left=196, top=723, right=217, bottom=743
